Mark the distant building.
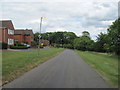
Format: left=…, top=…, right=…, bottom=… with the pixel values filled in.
left=0, top=20, right=14, bottom=46
left=14, top=29, right=34, bottom=46
left=0, top=20, right=34, bottom=47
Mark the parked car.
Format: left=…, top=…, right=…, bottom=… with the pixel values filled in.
left=21, top=43, right=30, bottom=48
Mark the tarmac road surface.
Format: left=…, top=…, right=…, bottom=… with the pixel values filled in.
left=3, top=50, right=108, bottom=88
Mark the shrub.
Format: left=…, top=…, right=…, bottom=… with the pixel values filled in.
left=26, top=42, right=28, bottom=44
left=14, top=44, right=25, bottom=46
left=56, top=44, right=60, bottom=48
left=0, top=42, right=8, bottom=49
left=63, top=44, right=74, bottom=49
left=10, top=45, right=28, bottom=49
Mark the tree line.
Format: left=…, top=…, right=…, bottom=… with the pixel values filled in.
left=34, top=18, right=120, bottom=55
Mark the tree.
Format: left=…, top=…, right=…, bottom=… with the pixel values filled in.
left=94, top=32, right=107, bottom=52
left=82, top=31, right=90, bottom=38
left=73, top=36, right=94, bottom=51
left=34, top=31, right=77, bottom=47
left=106, top=18, right=120, bottom=55
left=34, top=32, right=39, bottom=45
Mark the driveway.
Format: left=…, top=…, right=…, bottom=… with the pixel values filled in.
left=3, top=50, right=108, bottom=88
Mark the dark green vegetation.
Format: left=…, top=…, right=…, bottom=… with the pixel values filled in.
left=34, top=32, right=77, bottom=49
left=0, top=42, right=8, bottom=49
left=34, top=18, right=119, bottom=55
left=10, top=45, right=28, bottom=49
left=75, top=50, right=118, bottom=88
left=2, top=48, right=64, bottom=85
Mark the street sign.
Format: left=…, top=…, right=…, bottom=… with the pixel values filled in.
left=41, top=43, right=43, bottom=46
left=38, top=35, right=41, bottom=38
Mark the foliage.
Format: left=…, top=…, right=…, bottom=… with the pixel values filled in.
left=82, top=31, right=90, bottom=38
left=63, top=44, right=74, bottom=49
left=26, top=42, right=28, bottom=44
left=14, top=44, right=24, bottom=46
left=10, top=45, right=28, bottom=49
left=33, top=18, right=119, bottom=55
left=34, top=32, right=77, bottom=46
left=0, top=42, right=8, bottom=49
left=93, top=18, right=119, bottom=55
left=94, top=32, right=107, bottom=52
left=34, top=32, right=39, bottom=45
left=106, top=18, right=120, bottom=55
left=74, top=36, right=94, bottom=51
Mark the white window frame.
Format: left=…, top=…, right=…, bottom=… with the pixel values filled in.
left=8, top=38, right=14, bottom=45
left=8, top=29, right=14, bottom=35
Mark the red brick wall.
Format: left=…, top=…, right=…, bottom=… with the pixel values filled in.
left=0, top=28, right=8, bottom=43
left=0, top=29, right=3, bottom=42
left=14, top=35, right=23, bottom=44
left=14, top=35, right=32, bottom=46
left=8, top=21, right=15, bottom=30
left=24, top=35, right=31, bottom=46
left=0, top=28, right=14, bottom=46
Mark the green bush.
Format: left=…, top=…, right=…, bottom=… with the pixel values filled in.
left=10, top=45, right=28, bottom=49
left=63, top=44, right=74, bottom=49
left=56, top=44, right=60, bottom=48
left=0, top=42, right=8, bottom=49
left=26, top=42, right=28, bottom=44
left=14, top=44, right=25, bottom=46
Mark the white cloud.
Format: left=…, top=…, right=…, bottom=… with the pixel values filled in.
left=1, top=1, right=118, bottom=40
left=0, top=0, right=119, bottom=2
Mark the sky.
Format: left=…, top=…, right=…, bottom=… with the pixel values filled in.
left=0, top=0, right=118, bottom=40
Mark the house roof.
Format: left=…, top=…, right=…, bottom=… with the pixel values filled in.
left=15, top=29, right=34, bottom=36
left=0, top=20, right=14, bottom=30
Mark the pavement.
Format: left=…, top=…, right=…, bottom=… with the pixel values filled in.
left=3, top=50, right=108, bottom=88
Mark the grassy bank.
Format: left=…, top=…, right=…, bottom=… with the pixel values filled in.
left=2, top=48, right=64, bottom=85
left=75, top=50, right=118, bottom=88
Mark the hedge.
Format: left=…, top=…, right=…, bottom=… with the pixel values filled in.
left=63, top=44, right=74, bottom=49
left=14, top=44, right=25, bottom=46
left=10, top=45, right=28, bottom=49
left=0, top=42, right=8, bottom=49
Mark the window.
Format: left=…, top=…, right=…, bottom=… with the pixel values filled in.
left=15, top=39, right=18, bottom=45
left=8, top=38, right=14, bottom=45
left=8, top=29, right=14, bottom=35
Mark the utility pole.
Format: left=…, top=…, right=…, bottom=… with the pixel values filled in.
left=37, top=17, right=46, bottom=56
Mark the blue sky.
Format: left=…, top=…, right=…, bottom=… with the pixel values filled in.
left=0, top=0, right=118, bottom=40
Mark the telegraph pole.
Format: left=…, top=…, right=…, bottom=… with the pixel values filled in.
left=37, top=17, right=46, bottom=56
left=38, top=17, right=42, bottom=56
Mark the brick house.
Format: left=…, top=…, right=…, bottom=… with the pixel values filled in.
left=14, top=29, right=34, bottom=46
left=0, top=20, right=14, bottom=46
left=0, top=20, right=34, bottom=47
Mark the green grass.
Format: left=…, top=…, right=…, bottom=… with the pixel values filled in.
left=2, top=48, right=64, bottom=85
left=75, top=50, right=118, bottom=88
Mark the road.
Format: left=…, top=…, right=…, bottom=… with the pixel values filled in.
left=3, top=50, right=108, bottom=88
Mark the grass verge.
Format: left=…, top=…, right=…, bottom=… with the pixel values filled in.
left=74, top=50, right=118, bottom=88
left=2, top=48, right=64, bottom=85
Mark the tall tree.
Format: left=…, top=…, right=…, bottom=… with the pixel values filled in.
left=106, top=18, right=120, bottom=55
left=94, top=32, right=107, bottom=52
left=82, top=31, right=90, bottom=38
left=74, top=31, right=94, bottom=51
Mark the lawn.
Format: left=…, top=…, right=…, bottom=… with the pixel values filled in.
left=2, top=48, right=64, bottom=85
left=75, top=50, right=118, bottom=88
